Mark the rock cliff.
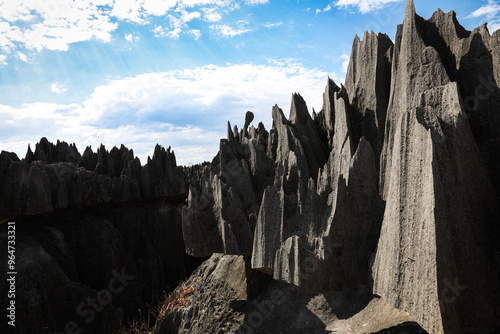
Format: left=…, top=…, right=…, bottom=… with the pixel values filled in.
left=1, top=1, right=499, bottom=333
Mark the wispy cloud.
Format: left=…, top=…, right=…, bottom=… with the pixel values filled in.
left=189, top=29, right=202, bottom=39
left=125, top=34, right=140, bottom=43
left=15, top=51, right=29, bottom=62
left=334, top=0, right=402, bottom=14
left=1, top=60, right=332, bottom=165
left=263, top=21, right=283, bottom=29
left=316, top=3, right=333, bottom=15
left=0, top=0, right=268, bottom=58
left=202, top=7, right=222, bottom=22
left=50, top=82, right=67, bottom=95
left=210, top=23, right=253, bottom=37
left=243, top=0, right=269, bottom=5
left=340, top=54, right=350, bottom=73
left=467, top=0, right=500, bottom=32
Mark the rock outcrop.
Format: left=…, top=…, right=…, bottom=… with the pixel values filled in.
left=0, top=141, right=185, bottom=220
left=154, top=254, right=423, bottom=334
left=345, top=31, right=393, bottom=168
left=1, top=1, right=500, bottom=333
left=0, top=142, right=201, bottom=333
left=373, top=1, right=500, bottom=333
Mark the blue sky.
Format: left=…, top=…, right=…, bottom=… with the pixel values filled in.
left=1, top=0, right=499, bottom=165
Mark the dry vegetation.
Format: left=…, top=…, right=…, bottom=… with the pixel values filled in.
left=118, top=280, right=196, bottom=334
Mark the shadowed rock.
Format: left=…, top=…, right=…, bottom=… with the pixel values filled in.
left=345, top=31, right=393, bottom=168
left=373, top=1, right=500, bottom=333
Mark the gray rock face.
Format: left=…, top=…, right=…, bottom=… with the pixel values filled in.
left=0, top=140, right=201, bottom=333
left=252, top=85, right=383, bottom=293
left=421, top=8, right=500, bottom=200
left=374, top=1, right=500, bottom=333
left=182, top=116, right=274, bottom=257
left=153, top=254, right=424, bottom=334
left=345, top=31, right=393, bottom=168
left=0, top=204, right=203, bottom=333
left=0, top=140, right=185, bottom=219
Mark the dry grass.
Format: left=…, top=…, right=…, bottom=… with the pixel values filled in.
left=118, top=279, right=196, bottom=334
left=155, top=281, right=196, bottom=322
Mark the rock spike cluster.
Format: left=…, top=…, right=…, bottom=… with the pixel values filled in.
left=178, top=0, right=500, bottom=332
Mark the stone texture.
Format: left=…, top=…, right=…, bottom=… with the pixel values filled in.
left=252, top=82, right=383, bottom=293
left=153, top=254, right=424, bottom=334
left=0, top=204, right=203, bottom=333
left=374, top=1, right=500, bottom=333
left=182, top=115, right=273, bottom=258
left=345, top=31, right=393, bottom=168
left=0, top=140, right=186, bottom=220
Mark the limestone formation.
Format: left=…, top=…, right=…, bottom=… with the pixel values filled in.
left=373, top=1, right=500, bottom=333
left=345, top=31, right=393, bottom=168
left=0, top=140, right=185, bottom=219
left=154, top=254, right=424, bottom=334
left=1, top=1, right=500, bottom=333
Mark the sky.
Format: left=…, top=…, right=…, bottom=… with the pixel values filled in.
left=1, top=0, right=499, bottom=166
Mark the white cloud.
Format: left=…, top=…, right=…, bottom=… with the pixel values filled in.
left=152, top=25, right=183, bottom=39
left=0, top=54, right=6, bottom=66
left=468, top=0, right=500, bottom=33
left=211, top=21, right=253, bottom=37
left=316, top=9, right=322, bottom=16
left=189, top=29, right=202, bottom=39
left=167, top=27, right=183, bottom=39
left=142, top=0, right=178, bottom=16
left=243, top=0, right=269, bottom=5
left=0, top=0, right=268, bottom=55
left=51, top=82, right=68, bottom=95
left=340, top=54, right=350, bottom=73
left=15, top=51, right=29, bottom=62
left=468, top=0, right=500, bottom=18
left=335, top=0, right=402, bottom=14
left=0, top=60, right=332, bottom=165
left=0, top=1, right=119, bottom=52
left=0, top=21, right=24, bottom=52
left=489, top=21, right=500, bottom=32
left=263, top=21, right=283, bottom=29
left=152, top=26, right=167, bottom=37
left=324, top=4, right=332, bottom=11
left=181, top=10, right=202, bottom=22
left=125, top=34, right=140, bottom=42
left=202, top=7, right=222, bottom=22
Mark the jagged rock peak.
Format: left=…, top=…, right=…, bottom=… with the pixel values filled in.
left=405, top=0, right=416, bottom=19
left=327, top=76, right=340, bottom=92
left=430, top=9, right=470, bottom=39
left=227, top=121, right=235, bottom=142
left=25, top=143, right=34, bottom=163
left=289, top=93, right=311, bottom=125
left=28, top=137, right=82, bottom=164
left=345, top=27, right=393, bottom=169
left=244, top=111, right=254, bottom=132
left=271, top=104, right=289, bottom=126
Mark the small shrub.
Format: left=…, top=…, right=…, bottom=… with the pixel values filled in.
left=155, top=281, right=196, bottom=322
left=118, top=279, right=196, bottom=333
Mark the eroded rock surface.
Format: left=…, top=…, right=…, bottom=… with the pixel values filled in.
left=1, top=1, right=500, bottom=333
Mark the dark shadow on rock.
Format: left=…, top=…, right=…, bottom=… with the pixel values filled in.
left=371, top=321, right=428, bottom=334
